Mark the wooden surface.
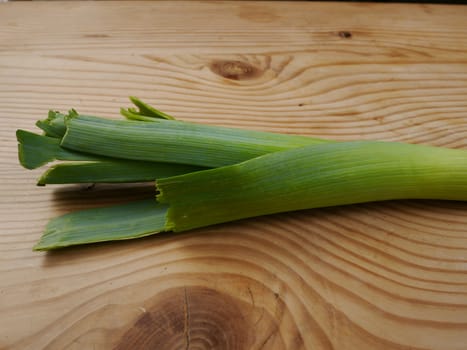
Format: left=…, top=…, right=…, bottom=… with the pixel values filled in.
left=1, top=1, right=467, bottom=349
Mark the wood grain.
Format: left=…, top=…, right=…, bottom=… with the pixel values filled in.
left=1, top=1, right=467, bottom=349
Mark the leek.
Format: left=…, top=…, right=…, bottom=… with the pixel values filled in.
left=16, top=98, right=467, bottom=251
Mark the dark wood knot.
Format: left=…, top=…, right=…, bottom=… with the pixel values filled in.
left=338, top=31, right=352, bottom=39
left=210, top=60, right=263, bottom=80
left=115, top=286, right=283, bottom=350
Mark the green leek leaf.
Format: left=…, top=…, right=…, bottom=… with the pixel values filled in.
left=16, top=130, right=101, bottom=169
left=38, top=160, right=206, bottom=185
left=121, top=96, right=175, bottom=121
left=33, top=199, right=168, bottom=251
left=61, top=115, right=330, bottom=168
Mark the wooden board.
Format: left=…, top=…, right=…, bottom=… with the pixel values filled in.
left=1, top=1, right=467, bottom=349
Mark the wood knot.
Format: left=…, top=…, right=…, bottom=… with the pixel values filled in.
left=210, top=60, right=263, bottom=80
left=338, top=31, right=352, bottom=39
left=116, top=286, right=283, bottom=350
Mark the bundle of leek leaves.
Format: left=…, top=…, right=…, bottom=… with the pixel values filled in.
left=17, top=97, right=467, bottom=251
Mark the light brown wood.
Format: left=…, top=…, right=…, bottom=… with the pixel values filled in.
left=1, top=1, right=467, bottom=349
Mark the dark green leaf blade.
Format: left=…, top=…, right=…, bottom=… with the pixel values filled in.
left=33, top=199, right=169, bottom=251
left=61, top=115, right=331, bottom=168
left=38, top=160, right=206, bottom=185
left=16, top=129, right=102, bottom=169
left=35, top=110, right=68, bottom=138
left=123, top=96, right=175, bottom=120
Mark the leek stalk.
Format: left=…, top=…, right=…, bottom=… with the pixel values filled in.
left=159, top=141, right=467, bottom=231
